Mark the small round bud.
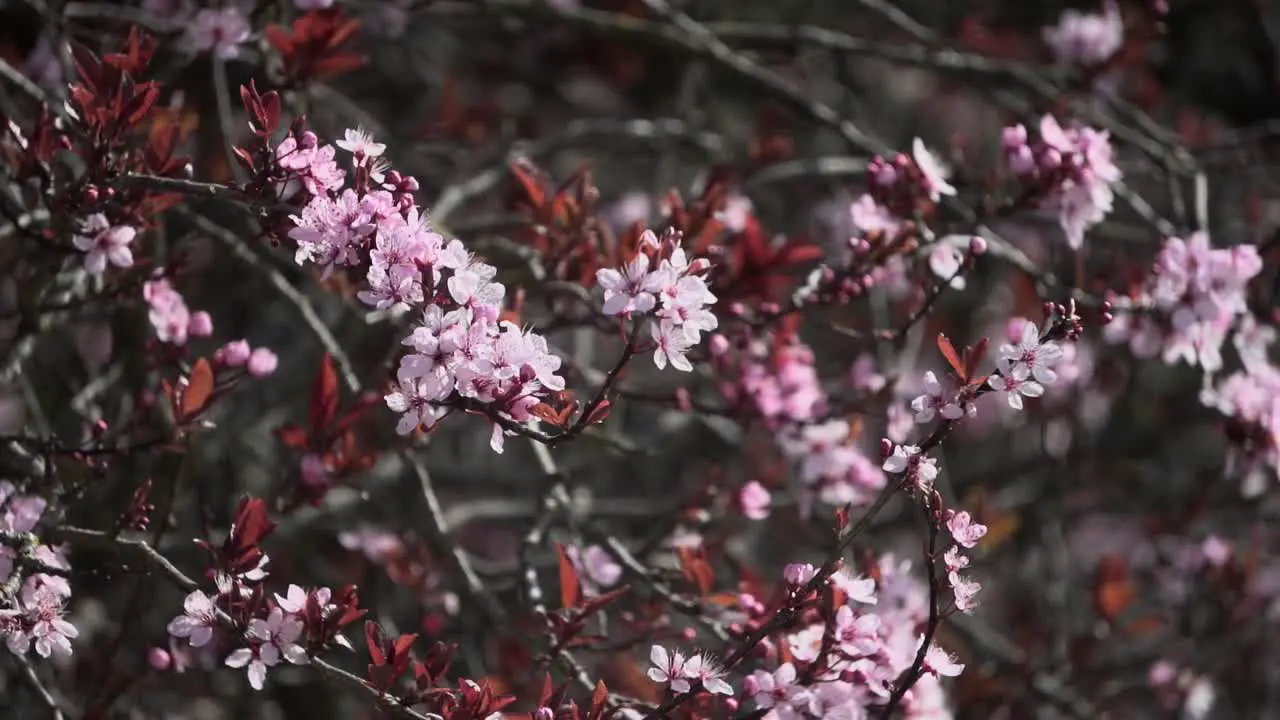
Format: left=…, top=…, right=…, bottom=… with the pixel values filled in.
left=968, top=235, right=988, bottom=256
left=148, top=647, right=171, bottom=671
left=680, top=627, right=697, bottom=642
left=723, top=699, right=739, bottom=712
left=709, top=334, right=730, bottom=357
left=187, top=311, right=214, bottom=338
left=880, top=437, right=894, bottom=460
left=743, top=676, right=760, bottom=697
left=247, top=347, right=279, bottom=377
left=215, top=339, right=251, bottom=367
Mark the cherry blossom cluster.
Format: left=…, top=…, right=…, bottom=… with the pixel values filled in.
left=284, top=128, right=565, bottom=452
left=850, top=138, right=955, bottom=238
left=718, top=333, right=887, bottom=512
left=731, top=556, right=962, bottom=717
left=166, top=500, right=363, bottom=691
left=595, top=228, right=718, bottom=372
left=0, top=482, right=77, bottom=659
left=1106, top=231, right=1263, bottom=373
left=1200, top=326, right=1279, bottom=493
left=1003, top=114, right=1121, bottom=248
left=1043, top=1, right=1125, bottom=68
left=647, top=645, right=734, bottom=697
left=143, top=277, right=213, bottom=346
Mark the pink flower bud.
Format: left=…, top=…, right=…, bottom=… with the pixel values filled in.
left=148, top=647, right=171, bottom=671
left=879, top=437, right=894, bottom=460
left=534, top=709, right=555, bottom=720
left=1001, top=124, right=1027, bottom=150
left=783, top=562, right=816, bottom=586
left=216, top=339, right=251, bottom=367
left=187, top=311, right=214, bottom=338
left=247, top=347, right=279, bottom=377
left=743, top=675, right=760, bottom=697
left=1008, top=145, right=1036, bottom=175
left=1041, top=147, right=1062, bottom=170
left=675, top=387, right=693, bottom=412
left=739, top=481, right=772, bottom=520
left=681, top=627, right=697, bottom=642
left=708, top=334, right=730, bottom=357
left=968, top=235, right=988, bottom=256
left=723, top=699, right=739, bottom=712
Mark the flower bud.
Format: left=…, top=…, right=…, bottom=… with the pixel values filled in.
left=1001, top=123, right=1027, bottom=150
left=968, top=235, right=988, bottom=256
left=247, top=347, right=279, bottom=377
left=187, top=311, right=214, bottom=338
left=743, top=675, right=760, bottom=697
left=783, top=562, right=816, bottom=586
left=148, top=647, right=171, bottom=671
left=880, top=437, right=894, bottom=460
left=216, top=339, right=251, bottom=367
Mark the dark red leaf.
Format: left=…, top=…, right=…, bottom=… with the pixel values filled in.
left=584, top=400, right=612, bottom=426
left=311, top=352, right=341, bottom=434
left=181, top=358, right=215, bottom=419
left=963, top=337, right=990, bottom=382
left=509, top=159, right=547, bottom=210
left=365, top=621, right=388, bottom=666
left=937, top=334, right=967, bottom=381
left=556, top=543, right=582, bottom=609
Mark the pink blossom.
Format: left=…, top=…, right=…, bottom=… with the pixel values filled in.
left=189, top=7, right=250, bottom=60
left=882, top=443, right=939, bottom=492
left=144, top=278, right=192, bottom=345
left=73, top=213, right=136, bottom=276
left=988, top=371, right=1045, bottom=411
left=910, top=371, right=965, bottom=424
left=1043, top=3, right=1124, bottom=67
left=921, top=641, right=965, bottom=677
left=911, top=138, right=956, bottom=201
left=997, top=321, right=1063, bottom=384
left=167, top=590, right=220, bottom=648
left=597, top=253, right=662, bottom=316
left=647, top=645, right=689, bottom=691
left=739, top=481, right=772, bottom=520
left=945, top=510, right=987, bottom=549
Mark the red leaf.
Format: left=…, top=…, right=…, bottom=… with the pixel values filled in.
left=181, top=358, right=215, bottom=419
left=937, top=334, right=967, bottom=381
left=393, top=633, right=418, bottom=659
left=365, top=621, right=388, bottom=666
left=675, top=547, right=715, bottom=595
left=963, top=337, right=990, bottom=381
left=584, top=400, right=612, bottom=426
left=509, top=159, right=547, bottom=210
left=556, top=544, right=582, bottom=609
left=311, top=352, right=341, bottom=434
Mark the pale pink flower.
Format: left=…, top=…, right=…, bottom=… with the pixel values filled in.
left=652, top=319, right=695, bottom=372
left=921, top=641, right=965, bottom=677
left=910, top=371, right=965, bottom=424
left=1043, top=3, right=1124, bottom=67
left=189, top=7, right=250, bottom=60
left=597, top=254, right=662, bottom=316
left=335, top=127, right=386, bottom=159
left=739, top=481, right=772, bottom=520
left=998, top=321, right=1063, bottom=384
left=167, top=590, right=220, bottom=648
left=945, top=510, right=988, bottom=549
left=911, top=138, right=956, bottom=201
left=647, top=644, right=689, bottom=691
left=73, top=213, right=136, bottom=276
left=988, top=372, right=1045, bottom=411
